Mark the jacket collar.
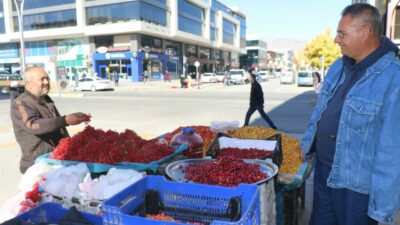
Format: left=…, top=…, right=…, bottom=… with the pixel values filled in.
left=337, top=51, right=397, bottom=78
left=24, top=91, right=53, bottom=105
left=367, top=51, right=397, bottom=74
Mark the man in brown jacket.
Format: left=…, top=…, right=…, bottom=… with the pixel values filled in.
left=11, top=67, right=90, bottom=173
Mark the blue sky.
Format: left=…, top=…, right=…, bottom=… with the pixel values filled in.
left=222, top=0, right=351, bottom=41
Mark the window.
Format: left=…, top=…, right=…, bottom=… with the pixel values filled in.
left=12, top=0, right=75, bottom=10
left=211, top=0, right=233, bottom=16
left=86, top=1, right=167, bottom=26
left=199, top=47, right=210, bottom=59
left=94, top=36, right=113, bottom=48
left=178, top=0, right=203, bottom=36
left=246, top=40, right=259, bottom=47
left=141, top=35, right=163, bottom=52
left=212, top=49, right=220, bottom=60
left=13, top=10, right=76, bottom=31
left=165, top=40, right=181, bottom=55
left=223, top=19, right=235, bottom=45
left=26, top=41, right=53, bottom=57
left=395, top=7, right=400, bottom=39
left=185, top=44, right=197, bottom=57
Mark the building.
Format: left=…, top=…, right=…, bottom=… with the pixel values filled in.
left=351, top=0, right=400, bottom=46
left=0, top=0, right=246, bottom=82
left=239, top=34, right=268, bottom=71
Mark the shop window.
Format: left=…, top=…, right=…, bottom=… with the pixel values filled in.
left=185, top=44, right=197, bottom=57
left=94, top=36, right=113, bottom=48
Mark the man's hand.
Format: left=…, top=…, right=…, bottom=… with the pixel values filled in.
left=65, top=113, right=91, bottom=125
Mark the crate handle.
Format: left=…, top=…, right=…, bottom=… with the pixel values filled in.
left=228, top=197, right=242, bottom=221
left=120, top=194, right=137, bottom=208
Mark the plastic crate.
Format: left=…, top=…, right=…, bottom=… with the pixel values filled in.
left=206, top=132, right=283, bottom=168
left=35, top=144, right=188, bottom=173
left=102, top=176, right=260, bottom=225
left=16, top=202, right=102, bottom=225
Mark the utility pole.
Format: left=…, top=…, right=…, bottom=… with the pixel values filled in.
left=13, top=0, right=26, bottom=73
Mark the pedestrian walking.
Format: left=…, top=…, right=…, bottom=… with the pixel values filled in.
left=165, top=70, right=171, bottom=82
left=243, top=68, right=277, bottom=129
left=143, top=70, right=148, bottom=83
left=180, top=73, right=185, bottom=88
left=301, top=3, right=400, bottom=225
left=113, top=71, right=119, bottom=86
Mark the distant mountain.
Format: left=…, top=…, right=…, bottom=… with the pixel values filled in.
left=266, top=39, right=307, bottom=52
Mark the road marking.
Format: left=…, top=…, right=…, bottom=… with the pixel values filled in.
left=0, top=140, right=18, bottom=149
left=0, top=124, right=12, bottom=132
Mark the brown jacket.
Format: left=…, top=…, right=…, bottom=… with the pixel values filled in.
left=10, top=91, right=69, bottom=173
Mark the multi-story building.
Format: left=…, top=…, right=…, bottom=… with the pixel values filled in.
left=239, top=34, right=268, bottom=71
left=0, top=0, right=246, bottom=82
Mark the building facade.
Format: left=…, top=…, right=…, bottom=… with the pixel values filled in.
left=0, top=0, right=246, bottom=82
left=239, top=34, right=268, bottom=71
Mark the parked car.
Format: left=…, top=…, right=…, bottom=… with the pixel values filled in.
left=200, top=73, right=218, bottom=83
left=0, top=73, right=24, bottom=94
left=244, top=72, right=263, bottom=83
left=228, top=69, right=246, bottom=85
left=215, top=71, right=226, bottom=82
left=280, top=71, right=296, bottom=84
left=70, top=77, right=114, bottom=92
left=258, top=71, right=269, bottom=82
left=297, top=71, right=314, bottom=86
left=270, top=71, right=282, bottom=78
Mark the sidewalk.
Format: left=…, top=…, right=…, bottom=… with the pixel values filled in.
left=116, top=79, right=225, bottom=91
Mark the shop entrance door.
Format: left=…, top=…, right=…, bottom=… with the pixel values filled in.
left=167, top=61, right=178, bottom=78
left=99, top=65, right=107, bottom=79
left=149, top=60, right=161, bottom=80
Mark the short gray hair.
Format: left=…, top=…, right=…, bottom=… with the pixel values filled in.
left=342, top=3, right=382, bottom=37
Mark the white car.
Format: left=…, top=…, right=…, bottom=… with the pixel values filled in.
left=229, top=69, right=246, bottom=85
left=215, top=72, right=226, bottom=82
left=258, top=71, right=269, bottom=82
left=200, top=73, right=218, bottom=83
left=297, top=71, right=314, bottom=86
left=70, top=77, right=114, bottom=92
left=280, top=72, right=296, bottom=84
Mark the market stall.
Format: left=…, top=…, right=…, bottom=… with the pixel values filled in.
left=0, top=123, right=312, bottom=225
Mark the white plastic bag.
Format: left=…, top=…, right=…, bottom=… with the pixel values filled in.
left=78, top=168, right=144, bottom=200
left=18, top=161, right=57, bottom=192
left=41, top=163, right=89, bottom=199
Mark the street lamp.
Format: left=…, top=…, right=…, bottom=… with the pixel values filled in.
left=194, top=61, right=200, bottom=89
left=13, top=0, right=26, bottom=73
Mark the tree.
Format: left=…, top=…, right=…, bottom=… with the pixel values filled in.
left=301, top=29, right=341, bottom=72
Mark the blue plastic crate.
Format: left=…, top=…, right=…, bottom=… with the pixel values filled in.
left=16, top=202, right=102, bottom=225
left=102, top=176, right=260, bottom=225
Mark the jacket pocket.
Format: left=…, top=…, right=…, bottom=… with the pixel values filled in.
left=346, top=98, right=381, bottom=131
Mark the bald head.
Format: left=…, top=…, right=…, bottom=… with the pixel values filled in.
left=24, top=67, right=50, bottom=98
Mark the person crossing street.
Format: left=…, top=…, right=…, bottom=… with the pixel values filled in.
left=243, top=68, right=277, bottom=129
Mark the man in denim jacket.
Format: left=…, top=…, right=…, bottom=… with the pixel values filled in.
left=301, top=3, right=400, bottom=225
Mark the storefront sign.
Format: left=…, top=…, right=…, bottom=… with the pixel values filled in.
left=108, top=46, right=129, bottom=52
left=56, top=66, right=67, bottom=80
left=148, top=54, right=158, bottom=59
left=105, top=52, right=128, bottom=59
left=0, top=44, right=19, bottom=59
left=96, top=46, right=108, bottom=54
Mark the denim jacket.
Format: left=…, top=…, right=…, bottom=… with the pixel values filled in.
left=301, top=52, right=400, bottom=224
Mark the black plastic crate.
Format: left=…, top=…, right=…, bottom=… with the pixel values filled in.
left=206, top=132, right=283, bottom=168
